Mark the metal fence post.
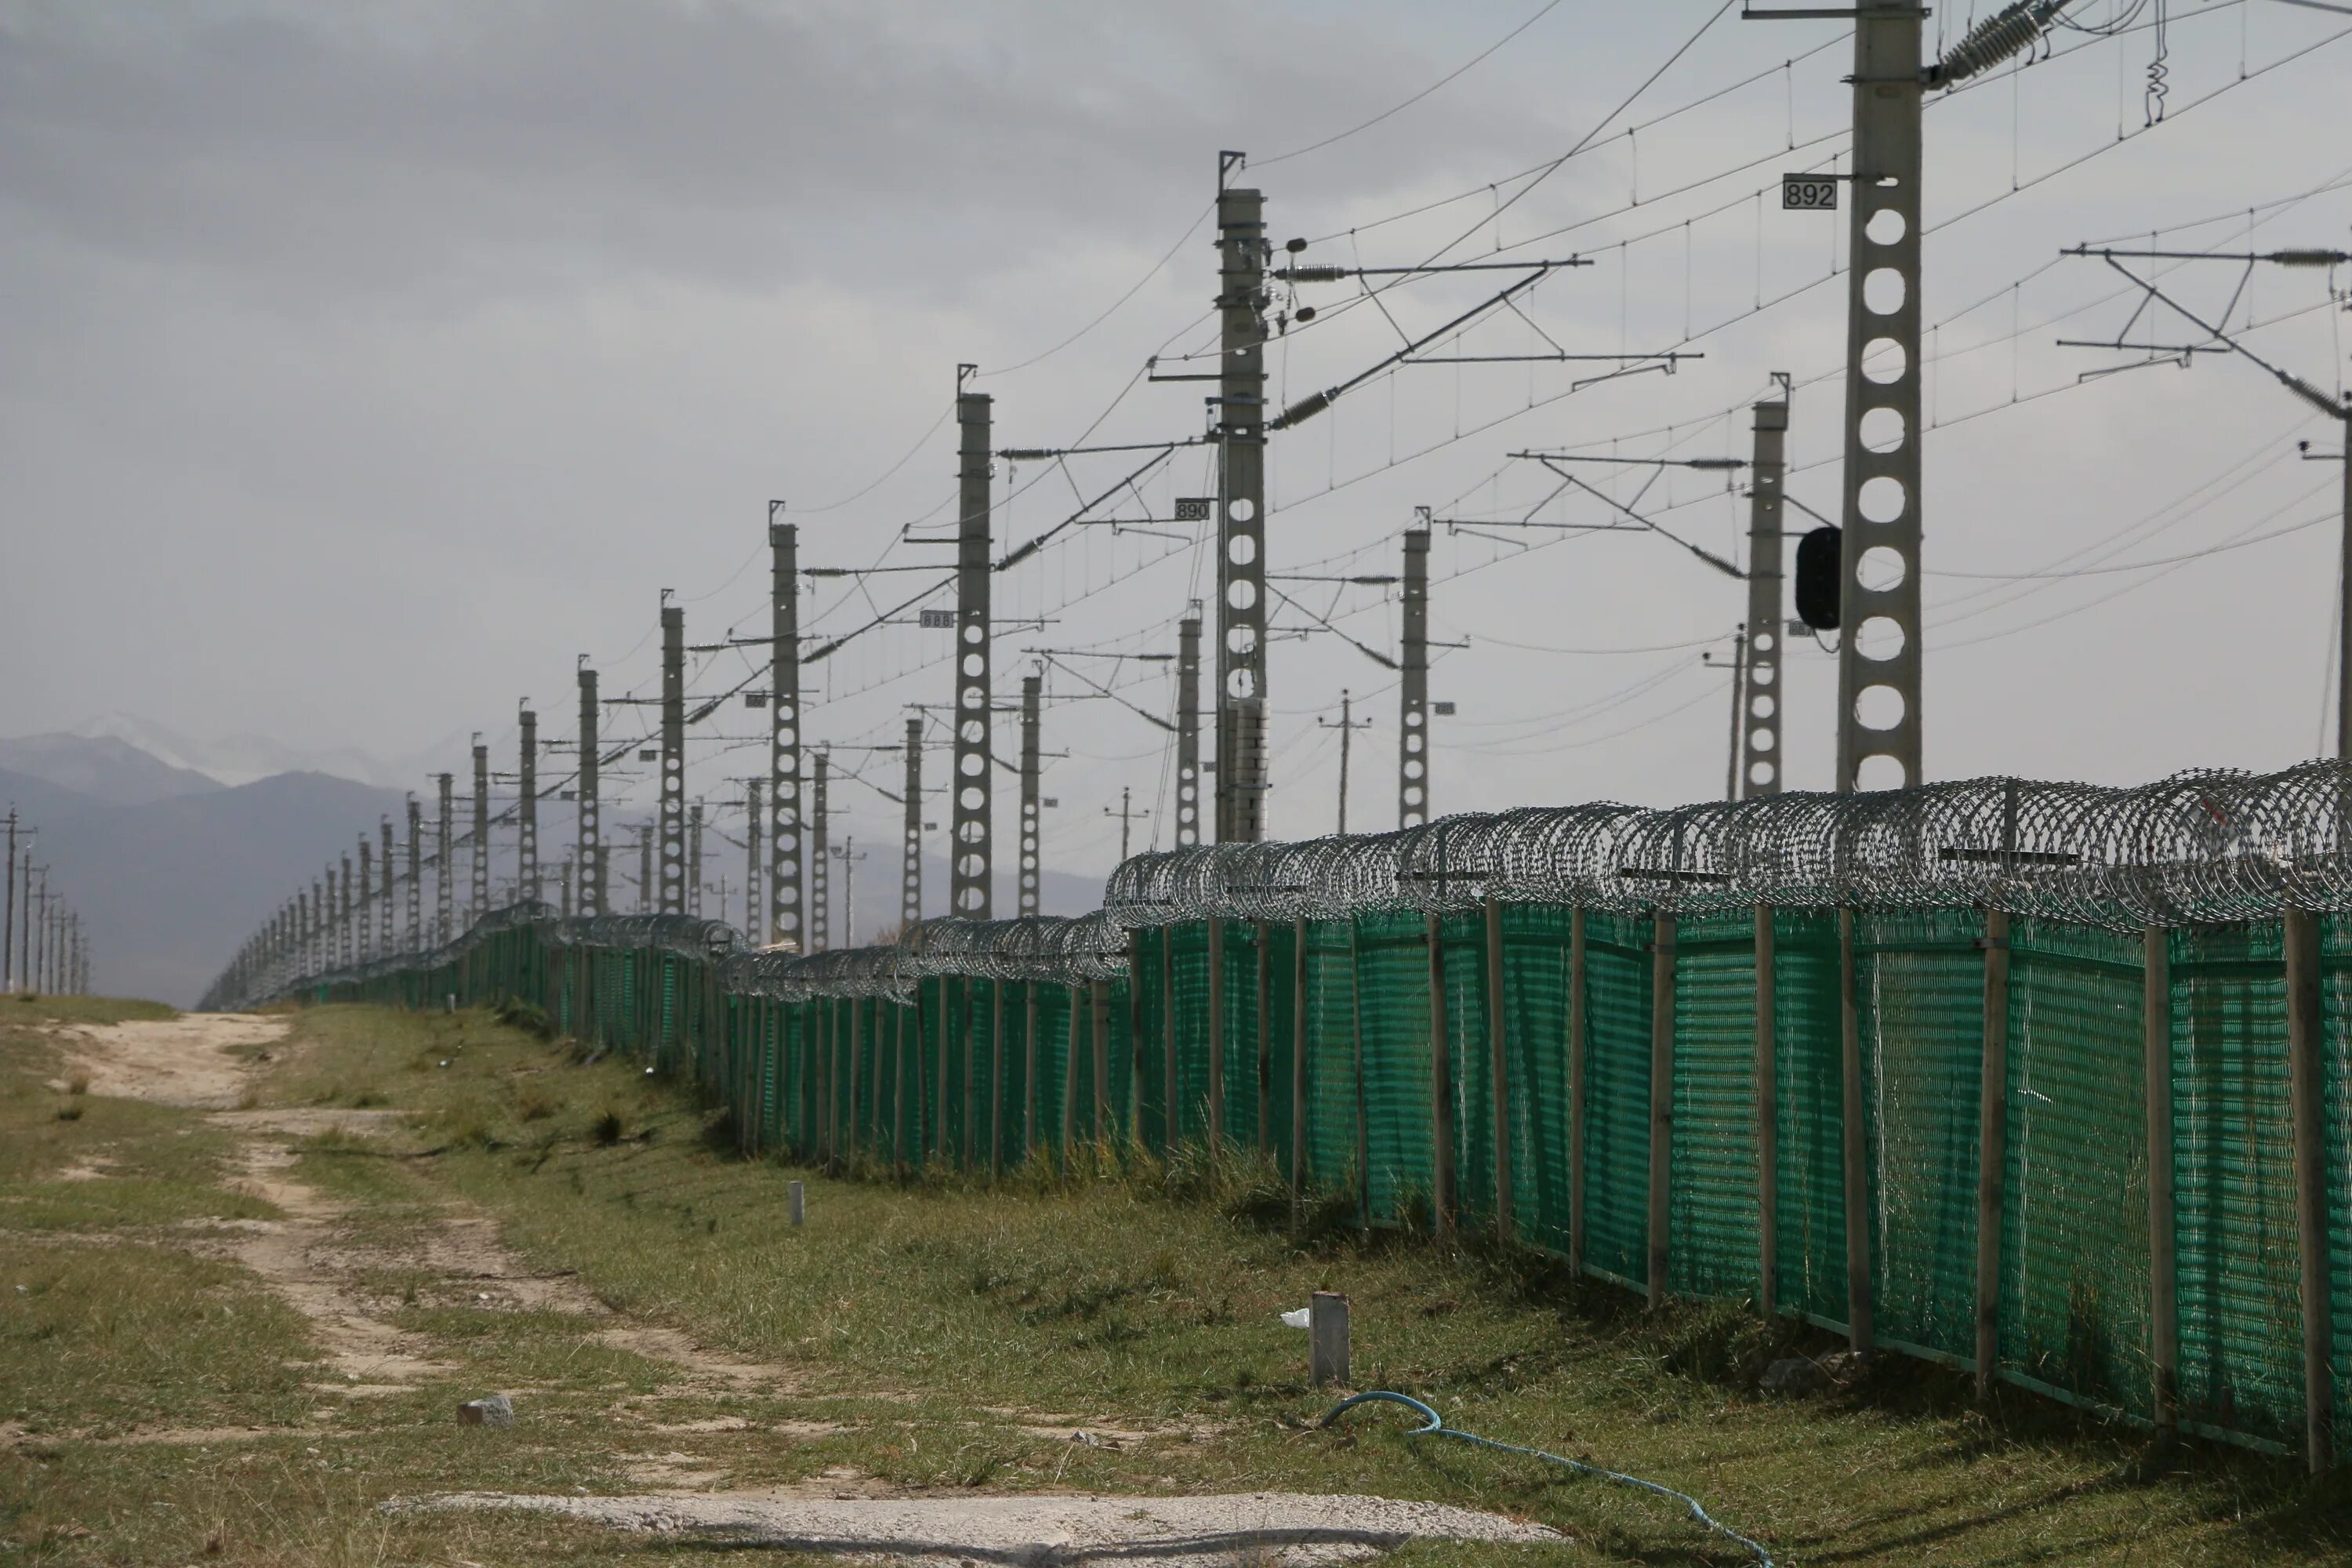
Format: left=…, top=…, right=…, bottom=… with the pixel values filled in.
left=1840, top=906, right=1875, bottom=1352
left=1427, top=912, right=1454, bottom=1240
left=1755, top=902, right=1778, bottom=1318
left=1207, top=915, right=1226, bottom=1160
left=1485, top=896, right=1513, bottom=1243
left=1568, top=904, right=1588, bottom=1277
left=1646, top=911, right=1676, bottom=1308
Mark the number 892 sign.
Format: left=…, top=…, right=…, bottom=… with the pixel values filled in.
left=1781, top=174, right=1839, bottom=212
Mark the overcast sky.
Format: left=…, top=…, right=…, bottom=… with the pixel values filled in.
left=5, top=0, right=2352, bottom=884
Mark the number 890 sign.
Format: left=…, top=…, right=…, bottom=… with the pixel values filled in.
left=1781, top=175, right=1839, bottom=212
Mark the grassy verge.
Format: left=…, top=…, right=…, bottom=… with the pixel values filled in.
left=290, top=1004, right=2352, bottom=1563
left=5, top=996, right=2348, bottom=1566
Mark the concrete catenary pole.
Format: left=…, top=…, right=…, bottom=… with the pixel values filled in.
left=745, top=779, right=763, bottom=936
left=1831, top=3, right=1923, bottom=791
left=406, top=797, right=423, bottom=949
left=902, top=718, right=924, bottom=929
left=1742, top=385, right=1790, bottom=798
left=517, top=705, right=539, bottom=903
left=951, top=368, right=996, bottom=918
left=659, top=601, right=687, bottom=914
left=637, top=823, right=653, bottom=915
left=1176, top=614, right=1203, bottom=848
left=1019, top=675, right=1042, bottom=919
left=378, top=817, right=394, bottom=953
left=688, top=800, right=705, bottom=917
left=357, top=837, right=372, bottom=964
left=577, top=662, right=604, bottom=917
left=470, top=737, right=490, bottom=920
left=436, top=772, right=455, bottom=942
left=1398, top=525, right=1431, bottom=829
left=1214, top=154, right=1271, bottom=844
left=768, top=514, right=806, bottom=949
left=811, top=751, right=831, bottom=952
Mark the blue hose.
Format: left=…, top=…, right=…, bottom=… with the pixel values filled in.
left=1318, top=1389, right=1776, bottom=1567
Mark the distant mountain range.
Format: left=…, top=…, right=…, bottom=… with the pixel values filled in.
left=2, top=728, right=1109, bottom=1007
left=60, top=712, right=463, bottom=790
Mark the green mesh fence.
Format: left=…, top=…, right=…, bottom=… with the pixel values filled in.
left=1581, top=912, right=1651, bottom=1290
left=1858, top=907, right=1984, bottom=1367
left=1671, top=909, right=1762, bottom=1303
left=1771, top=908, right=1848, bottom=1328
left=310, top=891, right=2352, bottom=1466
left=1352, top=910, right=1435, bottom=1229
left=1998, top=917, right=2151, bottom=1417
left=2172, top=920, right=2303, bottom=1446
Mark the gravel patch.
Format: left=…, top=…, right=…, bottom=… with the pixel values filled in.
left=394, top=1488, right=1564, bottom=1564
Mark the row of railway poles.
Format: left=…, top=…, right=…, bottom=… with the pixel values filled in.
left=2, top=808, right=89, bottom=994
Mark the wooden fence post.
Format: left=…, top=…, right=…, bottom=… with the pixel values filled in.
left=1646, top=911, right=1677, bottom=1309
left=965, top=976, right=981, bottom=1167
left=1975, top=907, right=2012, bottom=1398
left=1291, top=916, right=1310, bottom=1210
left=1427, top=912, right=1455, bottom=1240
left=1207, top=916, right=1226, bottom=1160
left=2284, top=905, right=2334, bottom=1473
left=991, top=978, right=1006, bottom=1179
left=1062, top=984, right=1081, bottom=1171
left=1755, top=902, right=1778, bottom=1318
left=1091, top=978, right=1111, bottom=1145
left=1350, top=917, right=1370, bottom=1227
left=1485, top=896, right=1514, bottom=1243
left=1024, top=982, right=1040, bottom=1164
left=1161, top=931, right=1178, bottom=1154
left=2143, top=924, right=2178, bottom=1435
left=1568, top=905, right=1589, bottom=1276
left=1257, top=921, right=1273, bottom=1153
left=846, top=996, right=863, bottom=1160
left=1839, top=906, right=1875, bottom=1352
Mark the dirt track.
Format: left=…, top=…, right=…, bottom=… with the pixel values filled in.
left=56, top=1011, right=287, bottom=1107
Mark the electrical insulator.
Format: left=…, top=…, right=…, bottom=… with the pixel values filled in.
left=1795, top=525, right=1842, bottom=631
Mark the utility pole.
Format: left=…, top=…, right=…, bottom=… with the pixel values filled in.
left=811, top=751, right=831, bottom=951
left=378, top=817, right=394, bottom=953
left=436, top=772, right=454, bottom=942
left=30, top=869, right=47, bottom=991
left=1319, top=692, right=1374, bottom=836
left=745, top=779, right=763, bottom=937
left=357, top=836, right=373, bottom=964
left=1175, top=613, right=1203, bottom=848
left=1214, top=152, right=1271, bottom=844
left=1742, top=384, right=1791, bottom=797
left=952, top=368, right=996, bottom=917
left=659, top=599, right=687, bottom=914
left=16, top=847, right=32, bottom=990
left=833, top=836, right=866, bottom=949
left=902, top=717, right=924, bottom=931
left=405, top=797, right=423, bottom=949
left=768, top=513, right=805, bottom=950
left=1398, top=525, right=1431, bottom=829
left=517, top=704, right=539, bottom=903
left=559, top=858, right=572, bottom=918
left=1018, top=675, right=1041, bottom=918
left=578, top=663, right=604, bottom=917
left=339, top=855, right=354, bottom=967
left=688, top=800, right=706, bottom=917
left=470, top=736, right=490, bottom=920
left=1104, top=787, right=1147, bottom=863
left=2, top=808, right=16, bottom=992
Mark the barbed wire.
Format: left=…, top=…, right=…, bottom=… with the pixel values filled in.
left=209, top=759, right=2352, bottom=1009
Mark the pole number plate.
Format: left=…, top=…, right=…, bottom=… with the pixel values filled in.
left=1174, top=497, right=1213, bottom=522
left=1781, top=175, right=1838, bottom=211
left=918, top=609, right=955, bottom=630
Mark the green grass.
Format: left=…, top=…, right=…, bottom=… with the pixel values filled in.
left=5, top=996, right=2348, bottom=1566
left=279, top=1003, right=2350, bottom=1566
